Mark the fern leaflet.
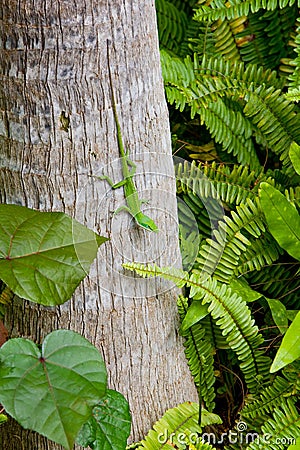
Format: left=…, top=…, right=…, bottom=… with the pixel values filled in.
left=123, top=263, right=271, bottom=392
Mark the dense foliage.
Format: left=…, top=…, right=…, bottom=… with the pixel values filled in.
left=1, top=1, right=300, bottom=449
left=126, top=0, right=300, bottom=448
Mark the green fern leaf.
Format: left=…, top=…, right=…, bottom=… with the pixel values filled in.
left=212, top=18, right=241, bottom=61
left=241, top=376, right=292, bottom=421
left=246, top=398, right=300, bottom=450
left=176, top=161, right=264, bottom=207
left=244, top=87, right=300, bottom=168
left=156, top=0, right=189, bottom=52
left=136, top=402, right=221, bottom=449
left=193, top=0, right=297, bottom=23
left=162, top=51, right=300, bottom=168
left=178, top=296, right=216, bottom=411
left=199, top=99, right=260, bottom=169
left=288, top=17, right=300, bottom=89
left=123, top=263, right=270, bottom=392
left=238, top=235, right=282, bottom=275
left=196, top=198, right=266, bottom=282
left=286, top=87, right=300, bottom=102
left=245, top=261, right=300, bottom=308
left=235, top=6, right=297, bottom=69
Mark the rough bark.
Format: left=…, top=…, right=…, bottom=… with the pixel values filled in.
left=0, top=1, right=198, bottom=448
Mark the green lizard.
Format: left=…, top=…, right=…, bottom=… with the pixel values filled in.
left=97, top=42, right=158, bottom=232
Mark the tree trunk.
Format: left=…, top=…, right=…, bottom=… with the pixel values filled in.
left=0, top=1, right=198, bottom=448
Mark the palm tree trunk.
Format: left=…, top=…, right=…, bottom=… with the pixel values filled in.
left=0, top=1, right=198, bottom=448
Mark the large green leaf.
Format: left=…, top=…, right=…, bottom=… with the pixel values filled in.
left=76, top=389, right=131, bottom=450
left=0, top=330, right=107, bottom=449
left=229, top=278, right=262, bottom=303
left=289, top=142, right=300, bottom=175
left=259, top=183, right=300, bottom=261
left=270, top=311, right=300, bottom=373
left=266, top=298, right=288, bottom=335
left=287, top=310, right=299, bottom=321
left=0, top=204, right=108, bottom=305
left=180, top=301, right=209, bottom=332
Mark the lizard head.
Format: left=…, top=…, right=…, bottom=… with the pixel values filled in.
left=135, top=213, right=159, bottom=232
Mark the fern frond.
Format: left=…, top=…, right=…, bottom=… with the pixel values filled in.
left=244, top=86, right=300, bottom=168
left=123, top=263, right=271, bottom=392
left=166, top=0, right=190, bottom=11
left=163, top=53, right=244, bottom=113
left=161, top=50, right=198, bottom=112
left=162, top=52, right=300, bottom=168
left=271, top=168, right=300, bottom=192
left=136, top=401, right=221, bottom=449
left=286, top=87, right=300, bottom=102
left=199, top=55, right=284, bottom=89
left=176, top=160, right=266, bottom=206
left=156, top=0, right=189, bottom=52
left=224, top=399, right=300, bottom=450
left=212, top=18, right=241, bottom=61
left=189, top=275, right=271, bottom=392
left=178, top=222, right=201, bottom=270
left=246, top=261, right=300, bottom=308
left=196, top=198, right=266, bottom=282
left=177, top=162, right=283, bottom=280
left=235, top=6, right=297, bottom=68
left=161, top=49, right=195, bottom=88
left=199, top=98, right=260, bottom=169
left=238, top=235, right=282, bottom=274
left=282, top=360, right=300, bottom=388
left=178, top=296, right=216, bottom=411
left=193, top=0, right=297, bottom=23
left=200, top=314, right=230, bottom=350
left=241, top=376, right=292, bottom=421
left=123, top=263, right=189, bottom=286
left=187, top=20, right=216, bottom=58
left=246, top=398, right=300, bottom=450
left=288, top=18, right=300, bottom=89
left=178, top=193, right=212, bottom=240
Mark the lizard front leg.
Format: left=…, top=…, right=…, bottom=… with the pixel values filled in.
left=94, top=175, right=127, bottom=189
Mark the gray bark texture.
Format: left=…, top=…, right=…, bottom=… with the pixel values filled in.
left=0, top=0, right=198, bottom=448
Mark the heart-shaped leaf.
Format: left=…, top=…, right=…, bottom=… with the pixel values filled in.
left=76, top=389, right=131, bottom=450
left=0, top=204, right=108, bottom=305
left=0, top=330, right=107, bottom=449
